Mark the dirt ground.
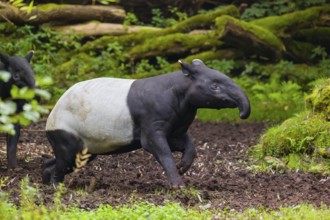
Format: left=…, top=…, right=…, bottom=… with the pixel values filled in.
left=0, top=120, right=330, bottom=211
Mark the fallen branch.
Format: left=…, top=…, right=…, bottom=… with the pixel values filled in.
left=55, top=22, right=161, bottom=36
left=0, top=3, right=125, bottom=25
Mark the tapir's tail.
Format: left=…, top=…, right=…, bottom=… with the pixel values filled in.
left=74, top=148, right=92, bottom=173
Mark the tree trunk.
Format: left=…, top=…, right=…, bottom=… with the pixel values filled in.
left=0, top=3, right=125, bottom=25
left=216, top=16, right=285, bottom=61
left=128, top=32, right=221, bottom=61
left=55, top=22, right=160, bottom=36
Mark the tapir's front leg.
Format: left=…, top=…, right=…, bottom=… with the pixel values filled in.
left=170, top=134, right=196, bottom=175
left=141, top=130, right=184, bottom=188
left=169, top=134, right=196, bottom=175
left=7, top=123, right=21, bottom=169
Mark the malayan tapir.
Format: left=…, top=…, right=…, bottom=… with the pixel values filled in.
left=43, top=59, right=250, bottom=188
left=0, top=51, right=35, bottom=169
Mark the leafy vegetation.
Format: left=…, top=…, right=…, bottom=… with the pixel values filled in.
left=241, top=0, right=327, bottom=21
left=0, top=75, right=50, bottom=134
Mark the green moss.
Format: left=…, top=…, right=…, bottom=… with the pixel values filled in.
left=182, top=49, right=244, bottom=63
left=250, top=108, right=330, bottom=174
left=285, top=40, right=318, bottom=63
left=252, top=5, right=330, bottom=35
left=80, top=6, right=239, bottom=54
left=285, top=153, right=310, bottom=171
left=215, top=15, right=285, bottom=51
left=260, top=113, right=328, bottom=157
left=129, top=32, right=221, bottom=59
left=250, top=80, right=330, bottom=174
left=305, top=79, right=330, bottom=120
left=293, top=27, right=330, bottom=47
left=34, top=3, right=68, bottom=12
left=286, top=65, right=327, bottom=89
left=80, top=29, right=159, bottom=53
left=166, top=5, right=239, bottom=34
left=56, top=53, right=95, bottom=85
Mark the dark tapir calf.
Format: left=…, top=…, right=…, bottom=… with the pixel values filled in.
left=43, top=59, right=250, bottom=188
left=0, top=51, right=35, bottom=169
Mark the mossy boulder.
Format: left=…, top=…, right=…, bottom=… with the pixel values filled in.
left=259, top=113, right=329, bottom=157
left=250, top=80, right=330, bottom=174
left=251, top=112, right=330, bottom=173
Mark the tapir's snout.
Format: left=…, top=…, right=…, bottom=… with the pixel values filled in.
left=226, top=83, right=251, bottom=120
left=235, top=87, right=251, bottom=119
left=239, top=103, right=250, bottom=119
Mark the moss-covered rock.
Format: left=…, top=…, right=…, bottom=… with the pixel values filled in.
left=259, top=112, right=329, bottom=157
left=250, top=79, right=330, bottom=174
left=251, top=112, right=330, bottom=173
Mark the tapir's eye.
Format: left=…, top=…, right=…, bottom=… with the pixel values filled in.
left=210, top=82, right=220, bottom=91
left=13, top=72, right=20, bottom=81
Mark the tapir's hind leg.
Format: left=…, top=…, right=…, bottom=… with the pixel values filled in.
left=43, top=130, right=85, bottom=184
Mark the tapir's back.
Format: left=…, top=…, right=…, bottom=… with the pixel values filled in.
left=46, top=77, right=136, bottom=153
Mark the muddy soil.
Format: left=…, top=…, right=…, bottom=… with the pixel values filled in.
left=0, top=120, right=329, bottom=211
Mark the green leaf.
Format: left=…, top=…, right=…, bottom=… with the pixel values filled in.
left=0, top=71, right=11, bottom=82
left=0, top=123, right=15, bottom=135
left=35, top=88, right=51, bottom=100
left=22, top=110, right=40, bottom=122
left=36, top=76, right=53, bottom=86
left=10, top=86, right=35, bottom=99
left=0, top=101, right=17, bottom=115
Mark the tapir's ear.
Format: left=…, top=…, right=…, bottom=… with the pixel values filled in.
left=178, top=60, right=192, bottom=76
left=191, top=59, right=206, bottom=67
left=25, top=50, right=34, bottom=62
left=0, top=51, right=9, bottom=65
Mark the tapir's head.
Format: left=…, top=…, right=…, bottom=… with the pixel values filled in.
left=0, top=51, right=35, bottom=88
left=179, top=59, right=250, bottom=119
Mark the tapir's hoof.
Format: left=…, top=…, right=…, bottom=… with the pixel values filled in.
left=171, top=183, right=185, bottom=189
left=42, top=169, right=52, bottom=184
left=7, top=161, right=18, bottom=170
left=8, top=167, right=22, bottom=171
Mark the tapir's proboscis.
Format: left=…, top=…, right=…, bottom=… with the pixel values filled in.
left=43, top=59, right=251, bottom=188
left=0, top=51, right=35, bottom=169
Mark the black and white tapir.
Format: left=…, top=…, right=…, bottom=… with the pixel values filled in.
left=43, top=59, right=250, bottom=188
left=0, top=51, right=35, bottom=169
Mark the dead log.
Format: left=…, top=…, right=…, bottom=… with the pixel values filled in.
left=292, top=27, right=330, bottom=49
left=0, top=3, right=125, bottom=25
left=79, top=5, right=239, bottom=53
left=128, top=32, right=222, bottom=61
left=251, top=5, right=330, bottom=35
left=55, top=22, right=161, bottom=36
left=216, top=15, right=285, bottom=61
